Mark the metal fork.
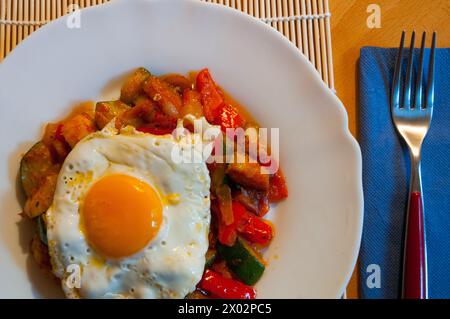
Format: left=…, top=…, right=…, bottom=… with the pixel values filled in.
left=391, top=31, right=436, bottom=299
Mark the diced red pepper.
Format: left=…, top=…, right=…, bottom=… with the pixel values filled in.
left=199, top=270, right=256, bottom=299
left=217, top=200, right=247, bottom=246
left=218, top=201, right=273, bottom=246
left=232, top=200, right=250, bottom=220
left=219, top=103, right=244, bottom=131
left=268, top=170, right=288, bottom=202
left=196, top=69, right=245, bottom=131
left=196, top=68, right=224, bottom=123
left=237, top=213, right=273, bottom=245
left=233, top=201, right=273, bottom=246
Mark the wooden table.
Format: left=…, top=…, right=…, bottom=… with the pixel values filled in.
left=330, top=0, right=450, bottom=298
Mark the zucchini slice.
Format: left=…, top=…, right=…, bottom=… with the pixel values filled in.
left=24, top=168, right=59, bottom=218
left=217, top=237, right=265, bottom=285
left=37, top=215, right=48, bottom=246
left=95, top=100, right=131, bottom=129
left=20, top=142, right=53, bottom=197
left=120, top=67, right=151, bottom=104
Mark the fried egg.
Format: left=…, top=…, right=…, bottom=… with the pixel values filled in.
left=46, top=117, right=219, bottom=299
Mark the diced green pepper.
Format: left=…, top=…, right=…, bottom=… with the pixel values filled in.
left=217, top=237, right=265, bottom=285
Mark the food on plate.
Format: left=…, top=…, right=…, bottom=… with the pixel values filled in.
left=119, top=67, right=151, bottom=104
left=19, top=67, right=288, bottom=299
left=47, top=128, right=211, bottom=298
left=95, top=100, right=130, bottom=129
left=227, top=161, right=270, bottom=191
left=217, top=237, right=266, bottom=285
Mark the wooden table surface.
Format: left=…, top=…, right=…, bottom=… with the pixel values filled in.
left=330, top=0, right=450, bottom=298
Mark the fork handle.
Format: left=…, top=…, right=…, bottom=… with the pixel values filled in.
left=403, top=189, right=427, bottom=299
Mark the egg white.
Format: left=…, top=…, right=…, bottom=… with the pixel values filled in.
left=46, top=118, right=218, bottom=299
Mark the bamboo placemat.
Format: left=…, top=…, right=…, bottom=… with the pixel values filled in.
left=0, top=0, right=334, bottom=90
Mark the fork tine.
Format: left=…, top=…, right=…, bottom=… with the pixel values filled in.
left=404, top=31, right=416, bottom=108
left=392, top=31, right=405, bottom=109
left=426, top=32, right=436, bottom=109
left=414, top=32, right=426, bottom=108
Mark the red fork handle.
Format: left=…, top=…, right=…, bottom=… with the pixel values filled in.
left=403, top=191, right=427, bottom=299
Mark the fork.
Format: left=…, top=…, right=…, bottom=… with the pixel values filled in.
left=391, top=31, right=436, bottom=299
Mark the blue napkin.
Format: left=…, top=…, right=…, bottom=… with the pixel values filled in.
left=359, top=47, right=450, bottom=299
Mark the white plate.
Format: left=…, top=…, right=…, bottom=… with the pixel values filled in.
left=0, top=0, right=363, bottom=298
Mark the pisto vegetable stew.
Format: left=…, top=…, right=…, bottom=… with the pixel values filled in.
left=20, top=68, right=288, bottom=299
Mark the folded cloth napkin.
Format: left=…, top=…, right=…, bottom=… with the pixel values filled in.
left=359, top=46, right=450, bottom=299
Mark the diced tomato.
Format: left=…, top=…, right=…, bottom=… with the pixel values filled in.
left=268, top=170, right=288, bottom=202
left=199, top=270, right=256, bottom=299
left=196, top=69, right=224, bottom=123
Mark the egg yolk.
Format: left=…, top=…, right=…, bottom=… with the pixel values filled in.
left=82, top=174, right=162, bottom=258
